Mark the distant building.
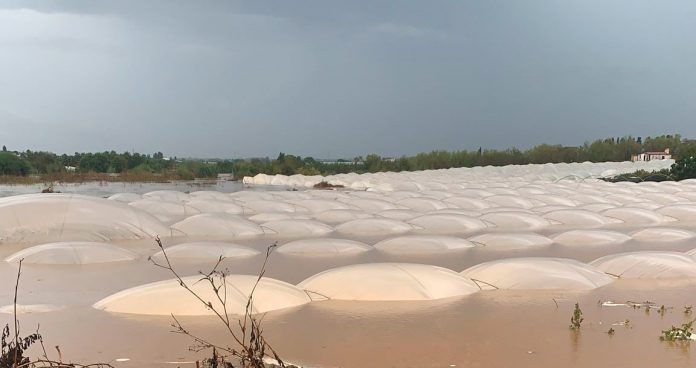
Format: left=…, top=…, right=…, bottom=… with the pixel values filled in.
left=631, top=148, right=671, bottom=162
left=381, top=157, right=396, bottom=162
left=64, top=166, right=77, bottom=172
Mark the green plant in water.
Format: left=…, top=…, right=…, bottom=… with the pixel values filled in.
left=569, top=303, right=583, bottom=330
left=684, top=306, right=693, bottom=316
left=607, top=328, right=615, bottom=336
left=660, top=319, right=695, bottom=342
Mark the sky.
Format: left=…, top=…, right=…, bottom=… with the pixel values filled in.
left=0, top=0, right=695, bottom=158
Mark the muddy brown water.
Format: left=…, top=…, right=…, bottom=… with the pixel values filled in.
left=0, top=232, right=695, bottom=367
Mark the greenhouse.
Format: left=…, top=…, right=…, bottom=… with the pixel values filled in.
left=298, top=263, right=480, bottom=301
left=94, top=275, right=311, bottom=315
left=461, top=257, right=614, bottom=290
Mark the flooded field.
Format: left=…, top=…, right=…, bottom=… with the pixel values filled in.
left=0, top=180, right=245, bottom=198
left=1, top=160, right=696, bottom=367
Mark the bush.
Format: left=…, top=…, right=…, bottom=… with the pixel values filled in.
left=672, top=156, right=696, bottom=181
left=0, top=153, right=31, bottom=176
left=177, top=166, right=195, bottom=180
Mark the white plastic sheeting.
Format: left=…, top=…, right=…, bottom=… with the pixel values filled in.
left=289, top=199, right=353, bottom=213
left=443, top=197, right=495, bottom=210
left=376, top=209, right=421, bottom=221
left=657, top=205, right=696, bottom=221
left=186, top=199, right=245, bottom=215
left=483, top=195, right=535, bottom=209
left=374, top=235, right=475, bottom=254
left=5, top=242, right=137, bottom=264
left=590, top=252, right=696, bottom=278
left=312, top=210, right=373, bottom=225
left=298, top=263, right=480, bottom=301
left=94, top=275, right=311, bottom=315
left=150, top=242, right=260, bottom=261
left=130, top=199, right=201, bottom=223
left=542, top=210, right=620, bottom=228
left=260, top=220, right=334, bottom=237
left=108, top=193, right=143, bottom=203
left=601, top=207, right=675, bottom=225
left=171, top=214, right=264, bottom=237
left=241, top=200, right=305, bottom=214
left=0, top=194, right=171, bottom=242
left=480, top=212, right=551, bottom=230
left=396, top=198, right=450, bottom=212
left=631, top=228, right=696, bottom=242
left=244, top=160, right=674, bottom=189
left=408, top=214, right=488, bottom=234
left=335, top=218, right=414, bottom=237
left=468, top=233, right=553, bottom=250
left=461, top=258, right=614, bottom=290
left=552, top=230, right=631, bottom=247
left=345, top=199, right=405, bottom=213
left=143, top=190, right=190, bottom=202
left=189, top=191, right=235, bottom=201
left=247, top=212, right=312, bottom=223
left=276, top=238, right=372, bottom=256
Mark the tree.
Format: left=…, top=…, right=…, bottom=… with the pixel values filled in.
left=671, top=157, right=696, bottom=181
left=364, top=154, right=382, bottom=172
left=0, top=152, right=30, bottom=176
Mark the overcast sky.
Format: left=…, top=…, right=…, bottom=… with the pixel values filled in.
left=0, top=1, right=694, bottom=158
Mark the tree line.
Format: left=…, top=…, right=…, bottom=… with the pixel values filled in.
left=0, top=148, right=234, bottom=179
left=0, top=134, right=694, bottom=179
left=239, top=134, right=696, bottom=178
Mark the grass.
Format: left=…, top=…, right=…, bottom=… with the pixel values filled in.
left=660, top=319, right=695, bottom=342
left=569, top=303, right=583, bottom=330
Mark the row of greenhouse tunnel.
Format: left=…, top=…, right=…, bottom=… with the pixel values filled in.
left=4, top=191, right=696, bottom=243
left=89, top=250, right=696, bottom=315
left=4, top=160, right=696, bottom=316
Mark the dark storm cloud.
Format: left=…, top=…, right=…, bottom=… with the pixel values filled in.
left=0, top=0, right=694, bottom=158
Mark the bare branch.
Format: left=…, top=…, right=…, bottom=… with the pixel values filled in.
left=152, top=238, right=287, bottom=367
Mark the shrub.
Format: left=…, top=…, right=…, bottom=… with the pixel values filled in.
left=672, top=156, right=696, bottom=181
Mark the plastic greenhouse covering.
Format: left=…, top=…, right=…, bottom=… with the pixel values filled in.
left=373, top=235, right=475, bottom=254
left=461, top=258, right=614, bottom=290
left=94, top=275, right=311, bottom=315
left=0, top=194, right=171, bottom=243
left=590, top=252, right=696, bottom=279
left=552, top=230, right=632, bottom=247
left=276, top=238, right=372, bottom=256
left=150, top=242, right=260, bottom=261
left=5, top=241, right=137, bottom=264
left=298, top=263, right=480, bottom=301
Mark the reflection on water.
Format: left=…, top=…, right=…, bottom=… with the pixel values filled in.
left=0, top=180, right=251, bottom=198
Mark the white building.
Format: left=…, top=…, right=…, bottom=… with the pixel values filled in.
left=631, top=148, right=671, bottom=162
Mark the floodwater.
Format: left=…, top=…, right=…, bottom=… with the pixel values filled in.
left=0, top=180, right=247, bottom=198
left=0, top=234, right=695, bottom=367
left=0, top=179, right=695, bottom=367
